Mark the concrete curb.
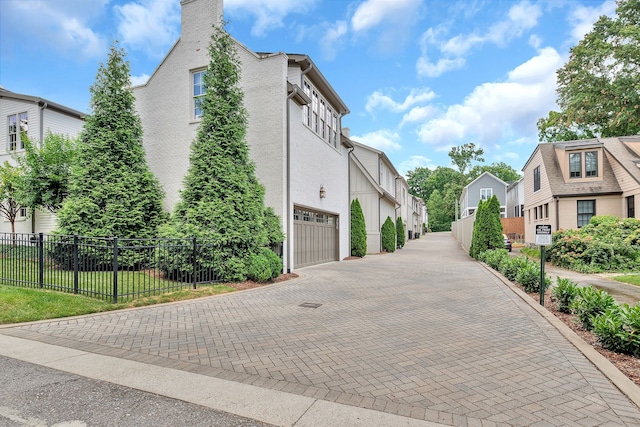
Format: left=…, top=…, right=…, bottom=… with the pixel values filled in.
left=482, top=261, right=640, bottom=409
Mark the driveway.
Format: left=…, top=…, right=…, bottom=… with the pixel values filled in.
left=1, top=232, right=640, bottom=426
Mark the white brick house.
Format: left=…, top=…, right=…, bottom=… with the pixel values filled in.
left=0, top=88, right=85, bottom=234
left=133, top=0, right=351, bottom=272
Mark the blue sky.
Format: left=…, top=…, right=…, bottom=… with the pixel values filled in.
left=0, top=0, right=616, bottom=176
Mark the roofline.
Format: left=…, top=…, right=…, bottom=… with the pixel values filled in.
left=0, top=88, right=87, bottom=119
left=554, top=191, right=623, bottom=198
left=349, top=138, right=401, bottom=177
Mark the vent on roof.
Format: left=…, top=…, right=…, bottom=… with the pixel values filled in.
left=299, top=302, right=322, bottom=309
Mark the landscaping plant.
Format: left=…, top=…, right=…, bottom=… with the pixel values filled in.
left=552, top=277, right=579, bottom=313
left=593, top=304, right=640, bottom=357
left=570, top=286, right=617, bottom=330
left=498, top=255, right=529, bottom=282
left=381, top=216, right=396, bottom=253
left=515, top=261, right=550, bottom=293
left=396, top=216, right=405, bottom=249
left=350, top=199, right=367, bottom=257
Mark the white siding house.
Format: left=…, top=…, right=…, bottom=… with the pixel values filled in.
left=133, top=0, right=351, bottom=272
left=0, top=88, right=85, bottom=234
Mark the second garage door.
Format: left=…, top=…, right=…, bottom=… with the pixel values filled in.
left=293, top=207, right=337, bottom=268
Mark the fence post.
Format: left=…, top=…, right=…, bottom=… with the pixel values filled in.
left=113, top=237, right=118, bottom=304
left=73, top=235, right=79, bottom=294
left=38, top=233, right=44, bottom=288
left=192, top=237, right=197, bottom=289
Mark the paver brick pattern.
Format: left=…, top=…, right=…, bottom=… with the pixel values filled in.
left=4, top=232, right=640, bottom=426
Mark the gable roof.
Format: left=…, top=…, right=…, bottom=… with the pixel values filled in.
left=0, top=87, right=86, bottom=119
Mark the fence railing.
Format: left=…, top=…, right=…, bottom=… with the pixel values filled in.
left=0, top=232, right=229, bottom=303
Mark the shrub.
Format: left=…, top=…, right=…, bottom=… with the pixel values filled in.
left=499, top=256, right=528, bottom=282
left=516, top=261, right=550, bottom=293
left=381, top=216, right=396, bottom=253
left=593, top=304, right=640, bottom=357
left=570, top=286, right=617, bottom=330
left=482, top=249, right=509, bottom=270
left=396, top=216, right=405, bottom=248
left=246, top=253, right=271, bottom=282
left=469, top=196, right=503, bottom=259
left=260, top=247, right=282, bottom=279
left=552, top=277, right=579, bottom=313
left=350, top=199, right=367, bottom=257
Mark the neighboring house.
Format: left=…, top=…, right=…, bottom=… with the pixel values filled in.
left=395, top=177, right=411, bottom=241
left=408, top=194, right=426, bottom=238
left=348, top=138, right=400, bottom=253
left=522, top=137, right=640, bottom=245
left=0, top=87, right=85, bottom=234
left=133, top=0, right=351, bottom=272
left=459, top=172, right=508, bottom=218
left=506, top=178, right=524, bottom=218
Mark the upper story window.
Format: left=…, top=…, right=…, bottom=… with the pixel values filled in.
left=533, top=166, right=540, bottom=192
left=585, top=151, right=598, bottom=177
left=480, top=188, right=492, bottom=201
left=8, top=112, right=28, bottom=151
left=193, top=70, right=206, bottom=119
left=569, top=152, right=581, bottom=178
left=303, top=79, right=339, bottom=148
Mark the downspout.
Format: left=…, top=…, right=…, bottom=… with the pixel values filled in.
left=555, top=196, right=560, bottom=232
left=286, top=87, right=297, bottom=273
left=347, top=145, right=355, bottom=254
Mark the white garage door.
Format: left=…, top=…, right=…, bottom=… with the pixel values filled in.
left=293, top=207, right=337, bottom=268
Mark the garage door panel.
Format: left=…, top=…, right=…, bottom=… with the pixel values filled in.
left=293, top=207, right=337, bottom=268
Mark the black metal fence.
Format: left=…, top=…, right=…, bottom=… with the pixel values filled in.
left=0, top=232, right=227, bottom=303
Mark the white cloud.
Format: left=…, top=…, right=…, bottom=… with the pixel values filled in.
left=226, top=0, right=318, bottom=37
left=0, top=0, right=108, bottom=60
left=319, top=21, right=348, bottom=60
left=568, top=0, right=616, bottom=44
left=365, top=88, right=436, bottom=114
left=115, top=0, right=180, bottom=58
left=398, top=155, right=434, bottom=176
left=416, top=47, right=563, bottom=152
left=400, top=105, right=439, bottom=127
left=351, top=0, right=423, bottom=32
left=352, top=130, right=403, bottom=152
left=131, top=74, right=150, bottom=86
left=416, top=56, right=466, bottom=78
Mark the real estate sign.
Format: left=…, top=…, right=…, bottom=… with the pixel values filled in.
left=535, top=224, right=552, bottom=246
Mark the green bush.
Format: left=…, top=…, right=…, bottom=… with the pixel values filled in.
left=499, top=256, right=529, bottom=282
left=593, top=304, right=640, bottom=357
left=552, top=277, right=579, bottom=313
left=481, top=249, right=509, bottom=270
left=259, top=247, right=282, bottom=279
left=396, top=217, right=405, bottom=248
left=381, top=216, right=396, bottom=253
left=246, top=253, right=271, bottom=282
left=570, top=286, right=617, bottom=330
left=350, top=199, right=367, bottom=257
left=516, top=261, right=550, bottom=293
left=469, top=196, right=503, bottom=259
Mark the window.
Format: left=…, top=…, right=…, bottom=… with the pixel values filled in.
left=569, top=153, right=582, bottom=178
left=303, top=81, right=311, bottom=126
left=534, top=206, right=538, bottom=220
left=480, top=188, right=492, bottom=201
left=585, top=151, right=598, bottom=177
left=303, top=79, right=340, bottom=148
left=320, top=100, right=326, bottom=139
left=533, top=166, right=540, bottom=192
left=514, top=205, right=520, bottom=217
left=628, top=195, right=635, bottom=218
left=577, top=200, right=595, bottom=227
left=520, top=204, right=524, bottom=217
left=312, top=91, right=319, bottom=133
left=19, top=207, right=27, bottom=218
left=544, top=203, right=549, bottom=218
left=8, top=112, right=28, bottom=151
left=193, top=70, right=206, bottom=119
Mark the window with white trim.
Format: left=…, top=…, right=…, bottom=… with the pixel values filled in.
left=302, top=81, right=311, bottom=126
left=8, top=112, right=28, bottom=151
left=577, top=200, right=595, bottom=227
left=193, top=70, right=206, bottom=119
left=569, top=152, right=582, bottom=178
left=303, top=79, right=339, bottom=148
left=585, top=151, right=598, bottom=177
left=480, top=188, right=492, bottom=201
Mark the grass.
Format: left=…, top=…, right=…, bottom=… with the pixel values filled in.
left=612, top=274, right=640, bottom=287
left=0, top=283, right=236, bottom=325
left=520, top=247, right=541, bottom=258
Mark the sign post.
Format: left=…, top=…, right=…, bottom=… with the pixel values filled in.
left=535, top=225, right=552, bottom=306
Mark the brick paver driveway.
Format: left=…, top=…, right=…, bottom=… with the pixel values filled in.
left=3, top=232, right=640, bottom=426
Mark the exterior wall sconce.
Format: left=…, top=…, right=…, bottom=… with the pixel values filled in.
left=320, top=185, right=326, bottom=199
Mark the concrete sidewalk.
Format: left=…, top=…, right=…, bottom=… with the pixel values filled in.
left=1, top=232, right=640, bottom=426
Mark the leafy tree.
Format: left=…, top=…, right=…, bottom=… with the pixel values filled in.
left=381, top=216, right=396, bottom=253
left=396, top=216, right=405, bottom=248
left=427, top=189, right=447, bottom=232
left=448, top=142, right=484, bottom=175
left=159, top=23, right=276, bottom=282
left=350, top=198, right=367, bottom=257
left=406, top=167, right=433, bottom=202
left=469, top=195, right=503, bottom=259
left=407, top=166, right=464, bottom=203
left=467, top=162, right=521, bottom=183
left=0, top=161, right=22, bottom=236
left=538, top=0, right=640, bottom=141
left=56, top=42, right=165, bottom=239
left=16, top=132, right=77, bottom=214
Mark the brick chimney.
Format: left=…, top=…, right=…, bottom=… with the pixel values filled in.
left=180, top=0, right=223, bottom=43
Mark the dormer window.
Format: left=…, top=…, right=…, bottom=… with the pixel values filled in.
left=568, top=150, right=599, bottom=179
left=569, top=153, right=581, bottom=178
left=585, top=151, right=598, bottom=177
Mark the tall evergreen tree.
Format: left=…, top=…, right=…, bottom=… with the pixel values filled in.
left=56, top=42, right=165, bottom=239
left=160, top=23, right=274, bottom=282
left=381, top=216, right=396, bottom=253
left=350, top=198, right=366, bottom=257
left=396, top=216, right=405, bottom=248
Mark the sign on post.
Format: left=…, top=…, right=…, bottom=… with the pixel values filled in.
left=535, top=224, right=552, bottom=246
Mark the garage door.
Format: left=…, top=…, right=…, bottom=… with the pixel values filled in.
left=293, top=207, right=337, bottom=268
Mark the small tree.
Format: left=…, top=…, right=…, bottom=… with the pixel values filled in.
left=381, top=216, right=396, bottom=253
left=350, top=198, right=367, bottom=257
left=469, top=195, right=503, bottom=259
left=16, top=132, right=77, bottom=214
left=0, top=161, right=22, bottom=237
left=396, top=216, right=405, bottom=248
left=56, top=42, right=165, bottom=239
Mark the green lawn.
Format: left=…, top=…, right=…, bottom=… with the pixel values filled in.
left=612, top=274, right=640, bottom=287
left=0, top=283, right=236, bottom=324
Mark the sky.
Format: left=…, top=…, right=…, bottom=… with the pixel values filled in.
left=0, top=0, right=617, bottom=177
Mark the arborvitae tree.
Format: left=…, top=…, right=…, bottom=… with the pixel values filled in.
left=381, top=216, right=396, bottom=253
left=469, top=195, right=504, bottom=259
left=159, top=23, right=277, bottom=282
left=469, top=200, right=485, bottom=258
left=350, top=198, right=366, bottom=257
left=396, top=216, right=405, bottom=248
left=56, top=42, right=165, bottom=239
left=486, top=195, right=505, bottom=249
